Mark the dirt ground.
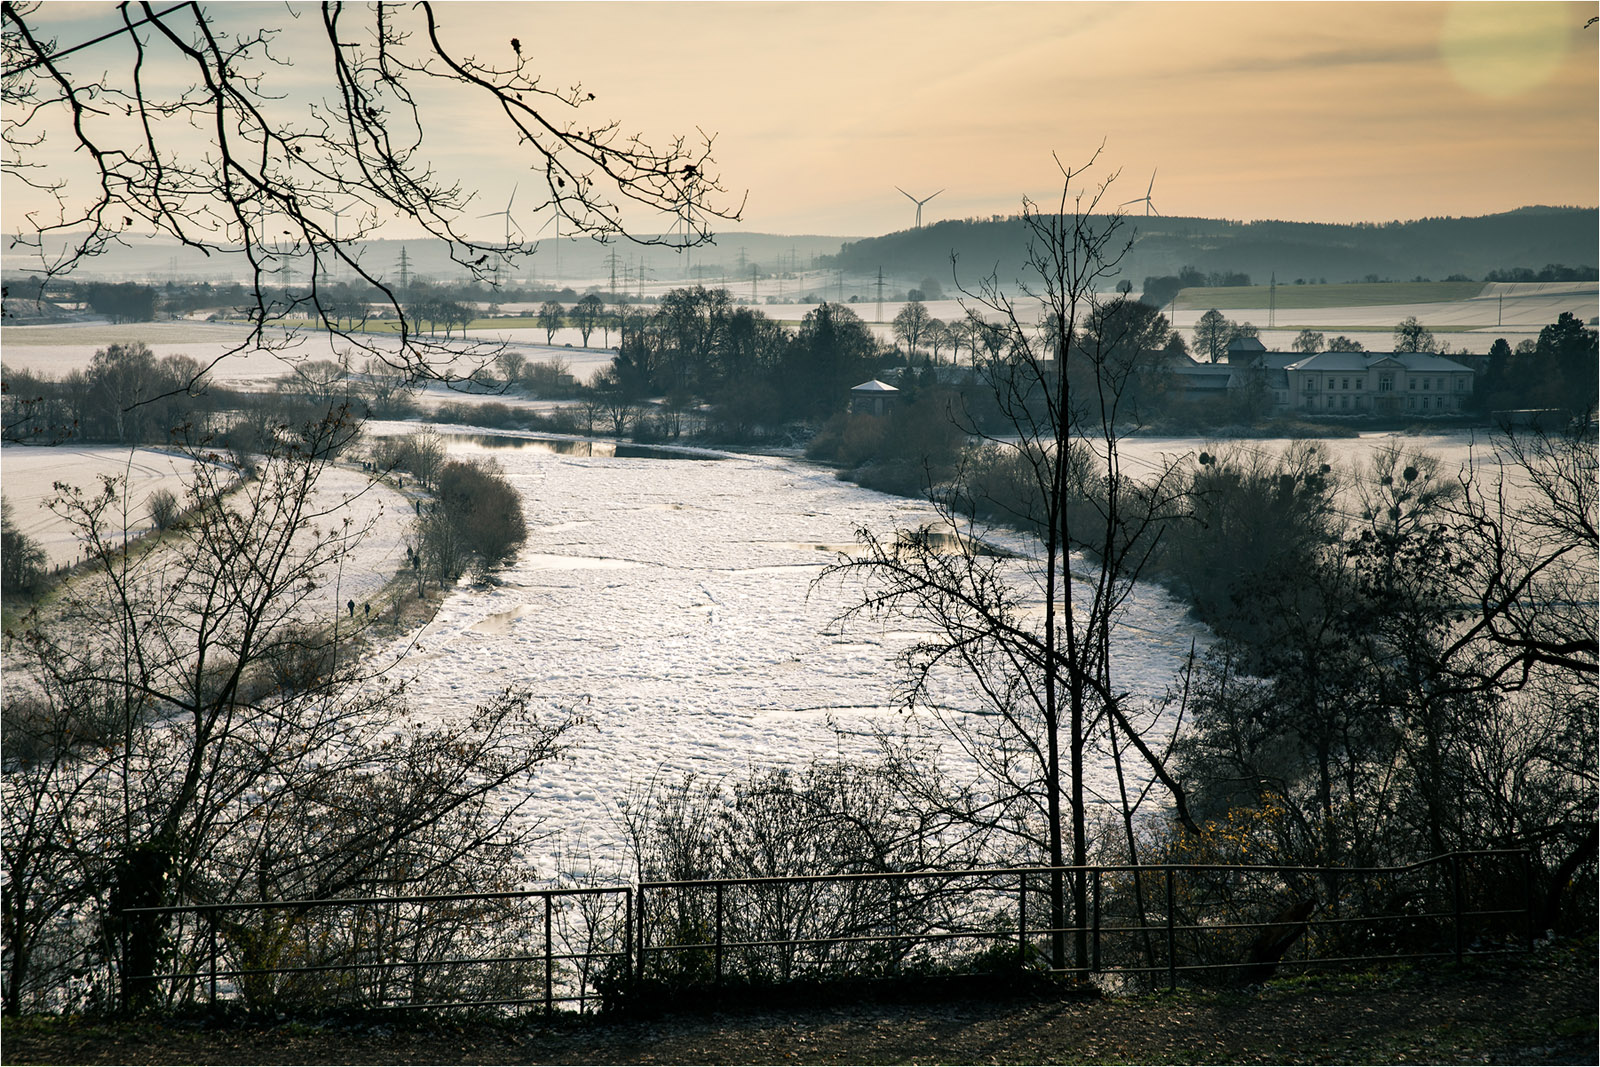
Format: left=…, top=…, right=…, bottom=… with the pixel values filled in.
left=5, top=942, right=1595, bottom=1065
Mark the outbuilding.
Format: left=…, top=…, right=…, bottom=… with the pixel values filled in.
left=849, top=379, right=900, bottom=416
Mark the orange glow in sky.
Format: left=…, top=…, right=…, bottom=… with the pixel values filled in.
left=4, top=1, right=1596, bottom=237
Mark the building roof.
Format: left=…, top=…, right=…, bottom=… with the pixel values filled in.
left=1168, top=362, right=1234, bottom=391
left=850, top=379, right=899, bottom=393
left=1169, top=361, right=1235, bottom=377
left=1227, top=336, right=1267, bottom=353
left=1285, top=351, right=1475, bottom=374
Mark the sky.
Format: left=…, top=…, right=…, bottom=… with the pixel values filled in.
left=3, top=1, right=1597, bottom=239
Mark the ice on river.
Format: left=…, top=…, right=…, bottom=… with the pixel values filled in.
left=368, top=427, right=1209, bottom=881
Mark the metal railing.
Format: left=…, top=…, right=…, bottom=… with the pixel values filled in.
left=118, top=850, right=1531, bottom=1013
left=119, top=885, right=631, bottom=1014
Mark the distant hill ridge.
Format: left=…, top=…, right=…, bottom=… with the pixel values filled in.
left=823, top=207, right=1598, bottom=291
left=4, top=208, right=1593, bottom=291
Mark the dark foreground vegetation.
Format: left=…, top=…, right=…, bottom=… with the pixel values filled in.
left=4, top=940, right=1594, bottom=1065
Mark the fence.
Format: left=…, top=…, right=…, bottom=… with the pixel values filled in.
left=118, top=850, right=1530, bottom=1014
left=118, top=886, right=631, bottom=1014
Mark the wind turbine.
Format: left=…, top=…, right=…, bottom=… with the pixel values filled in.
left=478, top=183, right=524, bottom=246
left=896, top=186, right=944, bottom=229
left=1120, top=170, right=1160, bottom=216
left=478, top=185, right=526, bottom=288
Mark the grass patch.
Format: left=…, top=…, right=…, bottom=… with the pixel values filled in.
left=1174, top=281, right=1486, bottom=311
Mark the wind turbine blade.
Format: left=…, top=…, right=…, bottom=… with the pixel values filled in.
left=1146, top=170, right=1156, bottom=197
left=896, top=186, right=917, bottom=203
left=1119, top=197, right=1144, bottom=207
left=929, top=189, right=945, bottom=201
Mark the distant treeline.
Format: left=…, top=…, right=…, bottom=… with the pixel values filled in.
left=822, top=207, right=1598, bottom=292
left=2, top=276, right=666, bottom=326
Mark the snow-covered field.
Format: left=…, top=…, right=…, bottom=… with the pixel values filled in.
left=1166, top=282, right=1598, bottom=355
left=1, top=321, right=620, bottom=388
left=1, top=445, right=206, bottom=568
left=1, top=443, right=408, bottom=616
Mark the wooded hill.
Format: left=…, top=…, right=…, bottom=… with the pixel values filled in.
left=822, top=206, right=1598, bottom=291
left=7, top=207, right=1593, bottom=295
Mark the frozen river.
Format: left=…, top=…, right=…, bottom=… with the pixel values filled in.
left=370, top=426, right=1209, bottom=881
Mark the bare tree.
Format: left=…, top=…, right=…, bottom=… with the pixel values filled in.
left=1443, top=418, right=1597, bottom=686
left=2, top=1, right=741, bottom=386
left=827, top=152, right=1195, bottom=972
left=1, top=409, right=576, bottom=1012
left=539, top=299, right=566, bottom=344
left=892, top=299, right=932, bottom=359
left=573, top=292, right=605, bottom=347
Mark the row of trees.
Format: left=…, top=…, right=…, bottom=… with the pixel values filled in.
left=599, top=287, right=886, bottom=429
left=1141, top=268, right=1253, bottom=309
left=1, top=343, right=430, bottom=446
left=1474, top=312, right=1599, bottom=413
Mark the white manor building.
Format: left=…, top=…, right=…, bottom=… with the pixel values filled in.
left=1283, top=351, right=1476, bottom=416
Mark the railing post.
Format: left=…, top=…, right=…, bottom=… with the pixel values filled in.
left=207, top=910, right=218, bottom=1008
left=1017, top=871, right=1027, bottom=965
left=1521, top=850, right=1536, bottom=950
left=544, top=893, right=554, bottom=1014
left=1450, top=853, right=1464, bottom=962
left=636, top=885, right=647, bottom=982
left=1165, top=867, right=1177, bottom=993
left=624, top=888, right=634, bottom=985
left=1091, top=868, right=1101, bottom=975
left=714, top=882, right=724, bottom=986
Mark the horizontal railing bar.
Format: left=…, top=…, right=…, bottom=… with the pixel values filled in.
left=123, top=885, right=631, bottom=915
left=120, top=850, right=1528, bottom=917
left=651, top=927, right=1009, bottom=956
left=638, top=851, right=1530, bottom=892
left=142, top=947, right=632, bottom=985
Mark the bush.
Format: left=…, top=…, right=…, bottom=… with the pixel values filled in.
left=421, top=459, right=527, bottom=581
left=520, top=358, right=581, bottom=398
left=1, top=496, right=47, bottom=596
left=146, top=488, right=180, bottom=531
left=370, top=427, right=446, bottom=488
left=807, top=391, right=965, bottom=493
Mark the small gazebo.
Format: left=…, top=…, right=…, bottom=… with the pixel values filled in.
left=849, top=379, right=899, bottom=416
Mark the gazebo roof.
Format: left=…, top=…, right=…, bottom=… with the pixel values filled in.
left=850, top=379, right=899, bottom=393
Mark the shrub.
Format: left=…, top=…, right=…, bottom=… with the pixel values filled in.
left=1, top=496, right=47, bottom=596
left=422, top=459, right=527, bottom=581
left=370, top=427, right=446, bottom=488
left=146, top=488, right=180, bottom=531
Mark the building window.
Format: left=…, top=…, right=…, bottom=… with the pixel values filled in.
left=1328, top=378, right=1336, bottom=389
left=1409, top=378, right=1416, bottom=390
left=1422, top=378, right=1431, bottom=390
left=1355, top=378, right=1364, bottom=390
left=1422, top=396, right=1430, bottom=410
left=1407, top=397, right=1416, bottom=409
left=1304, top=377, right=1314, bottom=391
left=1340, top=395, right=1349, bottom=409
left=1456, top=378, right=1466, bottom=391
left=1380, top=377, right=1392, bottom=392
left=1341, top=378, right=1349, bottom=389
